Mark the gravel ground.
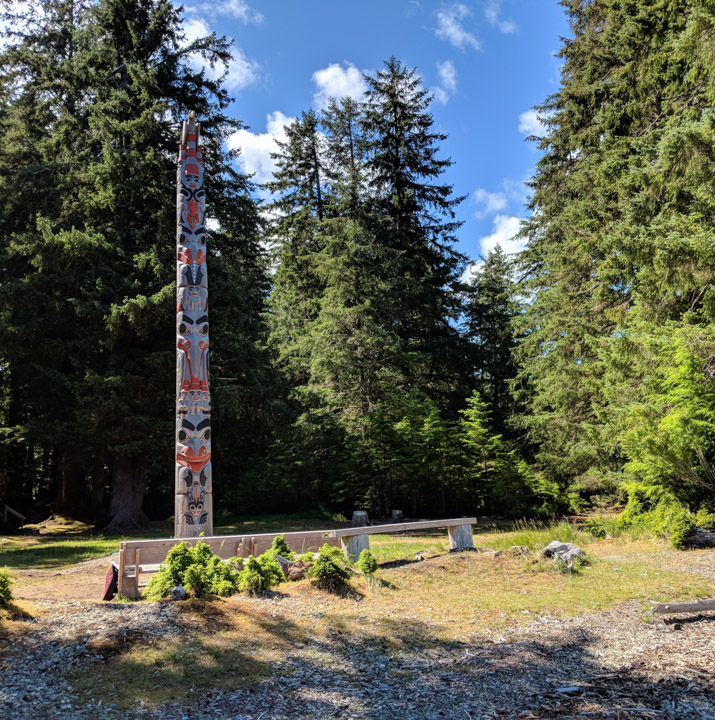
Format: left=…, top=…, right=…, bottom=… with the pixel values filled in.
left=1, top=551, right=714, bottom=720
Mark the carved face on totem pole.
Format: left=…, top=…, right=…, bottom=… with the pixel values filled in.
left=177, top=312, right=209, bottom=393
left=177, top=285, right=208, bottom=313
left=176, top=417, right=211, bottom=526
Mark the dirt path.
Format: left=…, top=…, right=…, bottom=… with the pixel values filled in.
left=11, top=553, right=116, bottom=601
left=1, top=549, right=714, bottom=720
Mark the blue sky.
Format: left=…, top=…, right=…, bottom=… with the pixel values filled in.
left=181, top=0, right=569, bottom=275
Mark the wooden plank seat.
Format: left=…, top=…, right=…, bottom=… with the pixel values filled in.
left=116, top=517, right=477, bottom=599
left=333, top=517, right=478, bottom=561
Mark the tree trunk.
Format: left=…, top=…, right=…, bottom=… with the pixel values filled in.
left=90, top=450, right=110, bottom=526
left=103, top=453, right=149, bottom=533
left=54, top=451, right=88, bottom=519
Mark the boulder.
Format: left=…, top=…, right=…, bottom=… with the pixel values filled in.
left=286, top=560, right=311, bottom=581
left=169, top=586, right=188, bottom=601
left=543, top=541, right=585, bottom=564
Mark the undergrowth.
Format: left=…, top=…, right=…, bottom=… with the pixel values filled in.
left=144, top=541, right=284, bottom=600
left=307, top=544, right=351, bottom=592
left=0, top=569, right=12, bottom=606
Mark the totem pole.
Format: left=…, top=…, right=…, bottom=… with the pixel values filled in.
left=175, top=112, right=213, bottom=537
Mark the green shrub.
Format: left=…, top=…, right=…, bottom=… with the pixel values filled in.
left=270, top=534, right=294, bottom=560
left=236, top=555, right=281, bottom=594
left=695, top=509, right=715, bottom=531
left=296, top=551, right=315, bottom=562
left=144, top=540, right=238, bottom=600
left=307, top=544, right=351, bottom=592
left=0, top=569, right=13, bottom=606
left=256, top=551, right=286, bottom=586
left=356, top=549, right=378, bottom=575
left=617, top=483, right=699, bottom=549
left=585, top=517, right=607, bottom=539
left=669, top=510, right=697, bottom=549
left=184, top=563, right=210, bottom=597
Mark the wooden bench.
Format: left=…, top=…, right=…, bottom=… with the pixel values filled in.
left=333, top=517, right=477, bottom=560
left=118, top=530, right=341, bottom=598
left=116, top=517, right=476, bottom=599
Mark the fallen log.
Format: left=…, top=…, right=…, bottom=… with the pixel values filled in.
left=652, top=599, right=715, bottom=615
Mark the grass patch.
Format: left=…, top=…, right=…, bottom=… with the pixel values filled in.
left=0, top=536, right=129, bottom=570
left=213, top=510, right=348, bottom=535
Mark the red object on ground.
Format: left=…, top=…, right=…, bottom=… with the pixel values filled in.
left=103, top=564, right=118, bottom=601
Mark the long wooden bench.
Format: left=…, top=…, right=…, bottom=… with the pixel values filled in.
left=116, top=517, right=476, bottom=599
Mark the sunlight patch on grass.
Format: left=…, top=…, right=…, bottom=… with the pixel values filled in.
left=0, top=536, right=125, bottom=570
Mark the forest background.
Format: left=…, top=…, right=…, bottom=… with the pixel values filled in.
left=0, top=0, right=713, bottom=532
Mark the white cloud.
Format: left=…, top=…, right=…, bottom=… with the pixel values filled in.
left=437, top=60, right=457, bottom=93
left=485, top=0, right=517, bottom=34
left=435, top=3, right=480, bottom=51
left=462, top=214, right=525, bottom=282
left=480, top=214, right=524, bottom=256
left=312, top=63, right=367, bottom=109
left=433, top=60, right=457, bottom=105
left=222, top=49, right=260, bottom=91
left=185, top=0, right=263, bottom=23
left=228, top=111, right=295, bottom=186
left=181, top=17, right=259, bottom=92
left=518, top=109, right=544, bottom=136
left=472, top=188, right=507, bottom=218
left=183, top=16, right=212, bottom=43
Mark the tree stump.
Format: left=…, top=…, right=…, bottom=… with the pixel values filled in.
left=448, top=523, right=474, bottom=550
left=351, top=510, right=369, bottom=528
left=341, top=534, right=369, bottom=562
left=391, top=509, right=404, bottom=523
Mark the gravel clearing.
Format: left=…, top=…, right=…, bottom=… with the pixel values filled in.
left=1, top=550, right=714, bottom=720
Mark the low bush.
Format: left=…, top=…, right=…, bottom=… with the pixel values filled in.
left=145, top=541, right=239, bottom=600
left=695, top=508, right=715, bottom=531
left=307, top=544, right=351, bottom=592
left=617, top=483, right=698, bottom=549
left=669, top=510, right=697, bottom=550
left=144, top=540, right=286, bottom=600
left=356, top=549, right=378, bottom=575
left=236, top=555, right=284, bottom=594
left=270, top=534, right=295, bottom=560
left=585, top=517, right=607, bottom=539
left=0, top=569, right=13, bottom=606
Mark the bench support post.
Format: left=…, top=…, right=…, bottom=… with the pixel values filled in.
left=341, top=534, right=369, bottom=562
left=448, top=524, right=474, bottom=551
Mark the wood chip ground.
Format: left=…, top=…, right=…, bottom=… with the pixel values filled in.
left=1, top=548, right=713, bottom=720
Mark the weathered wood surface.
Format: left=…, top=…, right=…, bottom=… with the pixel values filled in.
left=653, top=599, right=715, bottom=615
left=448, top=523, right=475, bottom=550
left=342, top=534, right=370, bottom=562
left=3, top=505, right=26, bottom=523
left=333, top=517, right=477, bottom=538
left=351, top=510, right=369, bottom=527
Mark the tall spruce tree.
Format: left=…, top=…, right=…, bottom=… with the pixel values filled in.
left=361, top=57, right=468, bottom=402
left=515, top=0, right=715, bottom=509
left=463, top=246, right=519, bottom=437
left=264, top=60, right=470, bottom=514
left=0, top=0, right=268, bottom=529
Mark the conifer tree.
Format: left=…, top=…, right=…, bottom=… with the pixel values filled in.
left=515, top=0, right=715, bottom=508
left=0, top=0, right=268, bottom=529
left=463, top=246, right=519, bottom=437
left=361, top=57, right=468, bottom=400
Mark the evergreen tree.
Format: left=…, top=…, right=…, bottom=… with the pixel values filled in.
left=361, top=57, right=468, bottom=400
left=515, top=0, right=715, bottom=509
left=0, top=0, right=268, bottom=529
left=463, top=245, right=519, bottom=437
